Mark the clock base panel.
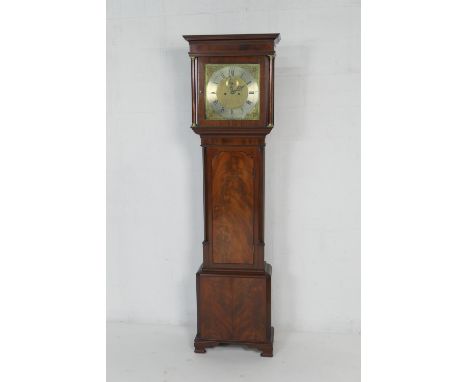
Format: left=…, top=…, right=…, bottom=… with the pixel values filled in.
left=195, top=263, right=273, bottom=357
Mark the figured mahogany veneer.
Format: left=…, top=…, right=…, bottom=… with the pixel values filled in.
left=200, top=135, right=268, bottom=272
left=195, top=264, right=273, bottom=356
left=184, top=34, right=280, bottom=357
left=198, top=270, right=268, bottom=341
left=211, top=150, right=254, bottom=265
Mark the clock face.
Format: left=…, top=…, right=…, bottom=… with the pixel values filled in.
left=205, top=64, right=260, bottom=120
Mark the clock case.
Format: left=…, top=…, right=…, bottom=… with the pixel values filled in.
left=183, top=34, right=280, bottom=357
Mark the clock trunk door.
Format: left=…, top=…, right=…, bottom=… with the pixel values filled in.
left=204, top=146, right=264, bottom=270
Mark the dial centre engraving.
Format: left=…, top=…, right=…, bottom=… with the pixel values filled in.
left=216, top=77, right=249, bottom=109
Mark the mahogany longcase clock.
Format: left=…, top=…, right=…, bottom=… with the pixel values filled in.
left=183, top=34, right=280, bottom=357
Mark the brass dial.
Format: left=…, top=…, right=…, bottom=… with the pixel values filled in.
left=205, top=64, right=260, bottom=120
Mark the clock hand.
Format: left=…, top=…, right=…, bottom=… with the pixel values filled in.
left=228, top=79, right=236, bottom=94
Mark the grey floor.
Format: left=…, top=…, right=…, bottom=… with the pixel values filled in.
left=107, top=322, right=360, bottom=382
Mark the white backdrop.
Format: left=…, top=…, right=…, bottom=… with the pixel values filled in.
left=107, top=0, right=360, bottom=333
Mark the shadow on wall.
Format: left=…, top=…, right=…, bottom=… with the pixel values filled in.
left=165, top=46, right=202, bottom=328
left=267, top=43, right=312, bottom=331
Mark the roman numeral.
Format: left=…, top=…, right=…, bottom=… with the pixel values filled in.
left=249, top=91, right=254, bottom=94
left=246, top=100, right=252, bottom=105
left=229, top=67, right=235, bottom=76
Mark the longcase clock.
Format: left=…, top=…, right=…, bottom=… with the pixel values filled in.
left=183, top=33, right=280, bottom=357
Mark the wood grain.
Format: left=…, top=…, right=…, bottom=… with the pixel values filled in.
left=199, top=276, right=232, bottom=340
left=232, top=277, right=267, bottom=342
left=197, top=270, right=269, bottom=342
left=212, top=151, right=254, bottom=264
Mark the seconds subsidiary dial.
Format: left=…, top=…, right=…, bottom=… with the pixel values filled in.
left=205, top=64, right=260, bottom=120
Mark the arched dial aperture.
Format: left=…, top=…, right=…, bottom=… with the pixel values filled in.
left=206, top=65, right=260, bottom=120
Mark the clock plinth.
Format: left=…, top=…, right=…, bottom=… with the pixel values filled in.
left=184, top=34, right=280, bottom=357
left=194, top=263, right=274, bottom=357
